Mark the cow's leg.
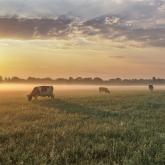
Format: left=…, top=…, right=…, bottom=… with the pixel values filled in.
left=51, top=94, right=54, bottom=99
left=34, top=96, right=38, bottom=100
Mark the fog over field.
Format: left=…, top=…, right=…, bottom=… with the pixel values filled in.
left=0, top=85, right=165, bottom=164
left=1, top=83, right=165, bottom=92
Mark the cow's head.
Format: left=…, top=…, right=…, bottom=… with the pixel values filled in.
left=27, top=94, right=32, bottom=101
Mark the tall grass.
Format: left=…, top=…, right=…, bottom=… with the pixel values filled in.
left=0, top=91, right=165, bottom=164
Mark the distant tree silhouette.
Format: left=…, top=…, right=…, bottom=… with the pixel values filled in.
left=55, top=78, right=68, bottom=84
left=42, top=77, right=52, bottom=82
left=75, top=77, right=82, bottom=81
left=152, top=77, right=156, bottom=81
left=93, top=77, right=103, bottom=83
left=83, top=77, right=93, bottom=84
left=68, top=77, right=74, bottom=83
left=1, top=75, right=165, bottom=85
left=152, top=77, right=156, bottom=83
left=11, top=76, right=23, bottom=82
left=4, top=77, right=11, bottom=82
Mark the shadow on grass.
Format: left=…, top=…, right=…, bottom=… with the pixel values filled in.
left=33, top=98, right=121, bottom=119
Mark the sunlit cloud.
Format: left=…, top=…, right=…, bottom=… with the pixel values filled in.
left=0, top=1, right=165, bottom=47
left=0, top=0, right=165, bottom=78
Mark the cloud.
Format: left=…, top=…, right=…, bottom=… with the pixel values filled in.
left=0, top=0, right=164, bottom=18
left=0, top=0, right=114, bottom=18
left=0, top=16, right=74, bottom=39
left=0, top=0, right=164, bottom=48
left=0, top=15, right=165, bottom=48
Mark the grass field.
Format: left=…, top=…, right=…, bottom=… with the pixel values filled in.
left=0, top=88, right=165, bottom=165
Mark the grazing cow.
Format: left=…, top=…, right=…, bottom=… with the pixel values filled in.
left=99, top=87, right=110, bottom=94
left=148, top=84, right=154, bottom=92
left=27, top=86, right=54, bottom=101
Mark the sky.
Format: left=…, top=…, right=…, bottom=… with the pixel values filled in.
left=0, top=0, right=165, bottom=79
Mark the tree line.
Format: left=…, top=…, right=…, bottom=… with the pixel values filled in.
left=0, top=76, right=164, bottom=85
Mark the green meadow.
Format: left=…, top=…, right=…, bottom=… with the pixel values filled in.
left=0, top=88, right=165, bottom=165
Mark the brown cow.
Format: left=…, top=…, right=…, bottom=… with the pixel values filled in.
left=99, top=87, right=110, bottom=94
left=27, top=86, right=54, bottom=101
left=148, top=84, right=154, bottom=92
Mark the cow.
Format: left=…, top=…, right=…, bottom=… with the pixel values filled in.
left=27, top=86, right=54, bottom=101
left=99, top=87, right=110, bottom=94
left=148, top=84, right=154, bottom=92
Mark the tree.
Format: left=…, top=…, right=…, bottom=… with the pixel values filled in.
left=152, top=77, right=156, bottom=81
left=11, top=76, right=21, bottom=82
left=93, top=77, right=103, bottom=84
left=68, top=77, right=74, bottom=83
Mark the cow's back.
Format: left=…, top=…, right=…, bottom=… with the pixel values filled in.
left=38, top=86, right=54, bottom=96
left=99, top=87, right=110, bottom=94
left=148, top=85, right=154, bottom=92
